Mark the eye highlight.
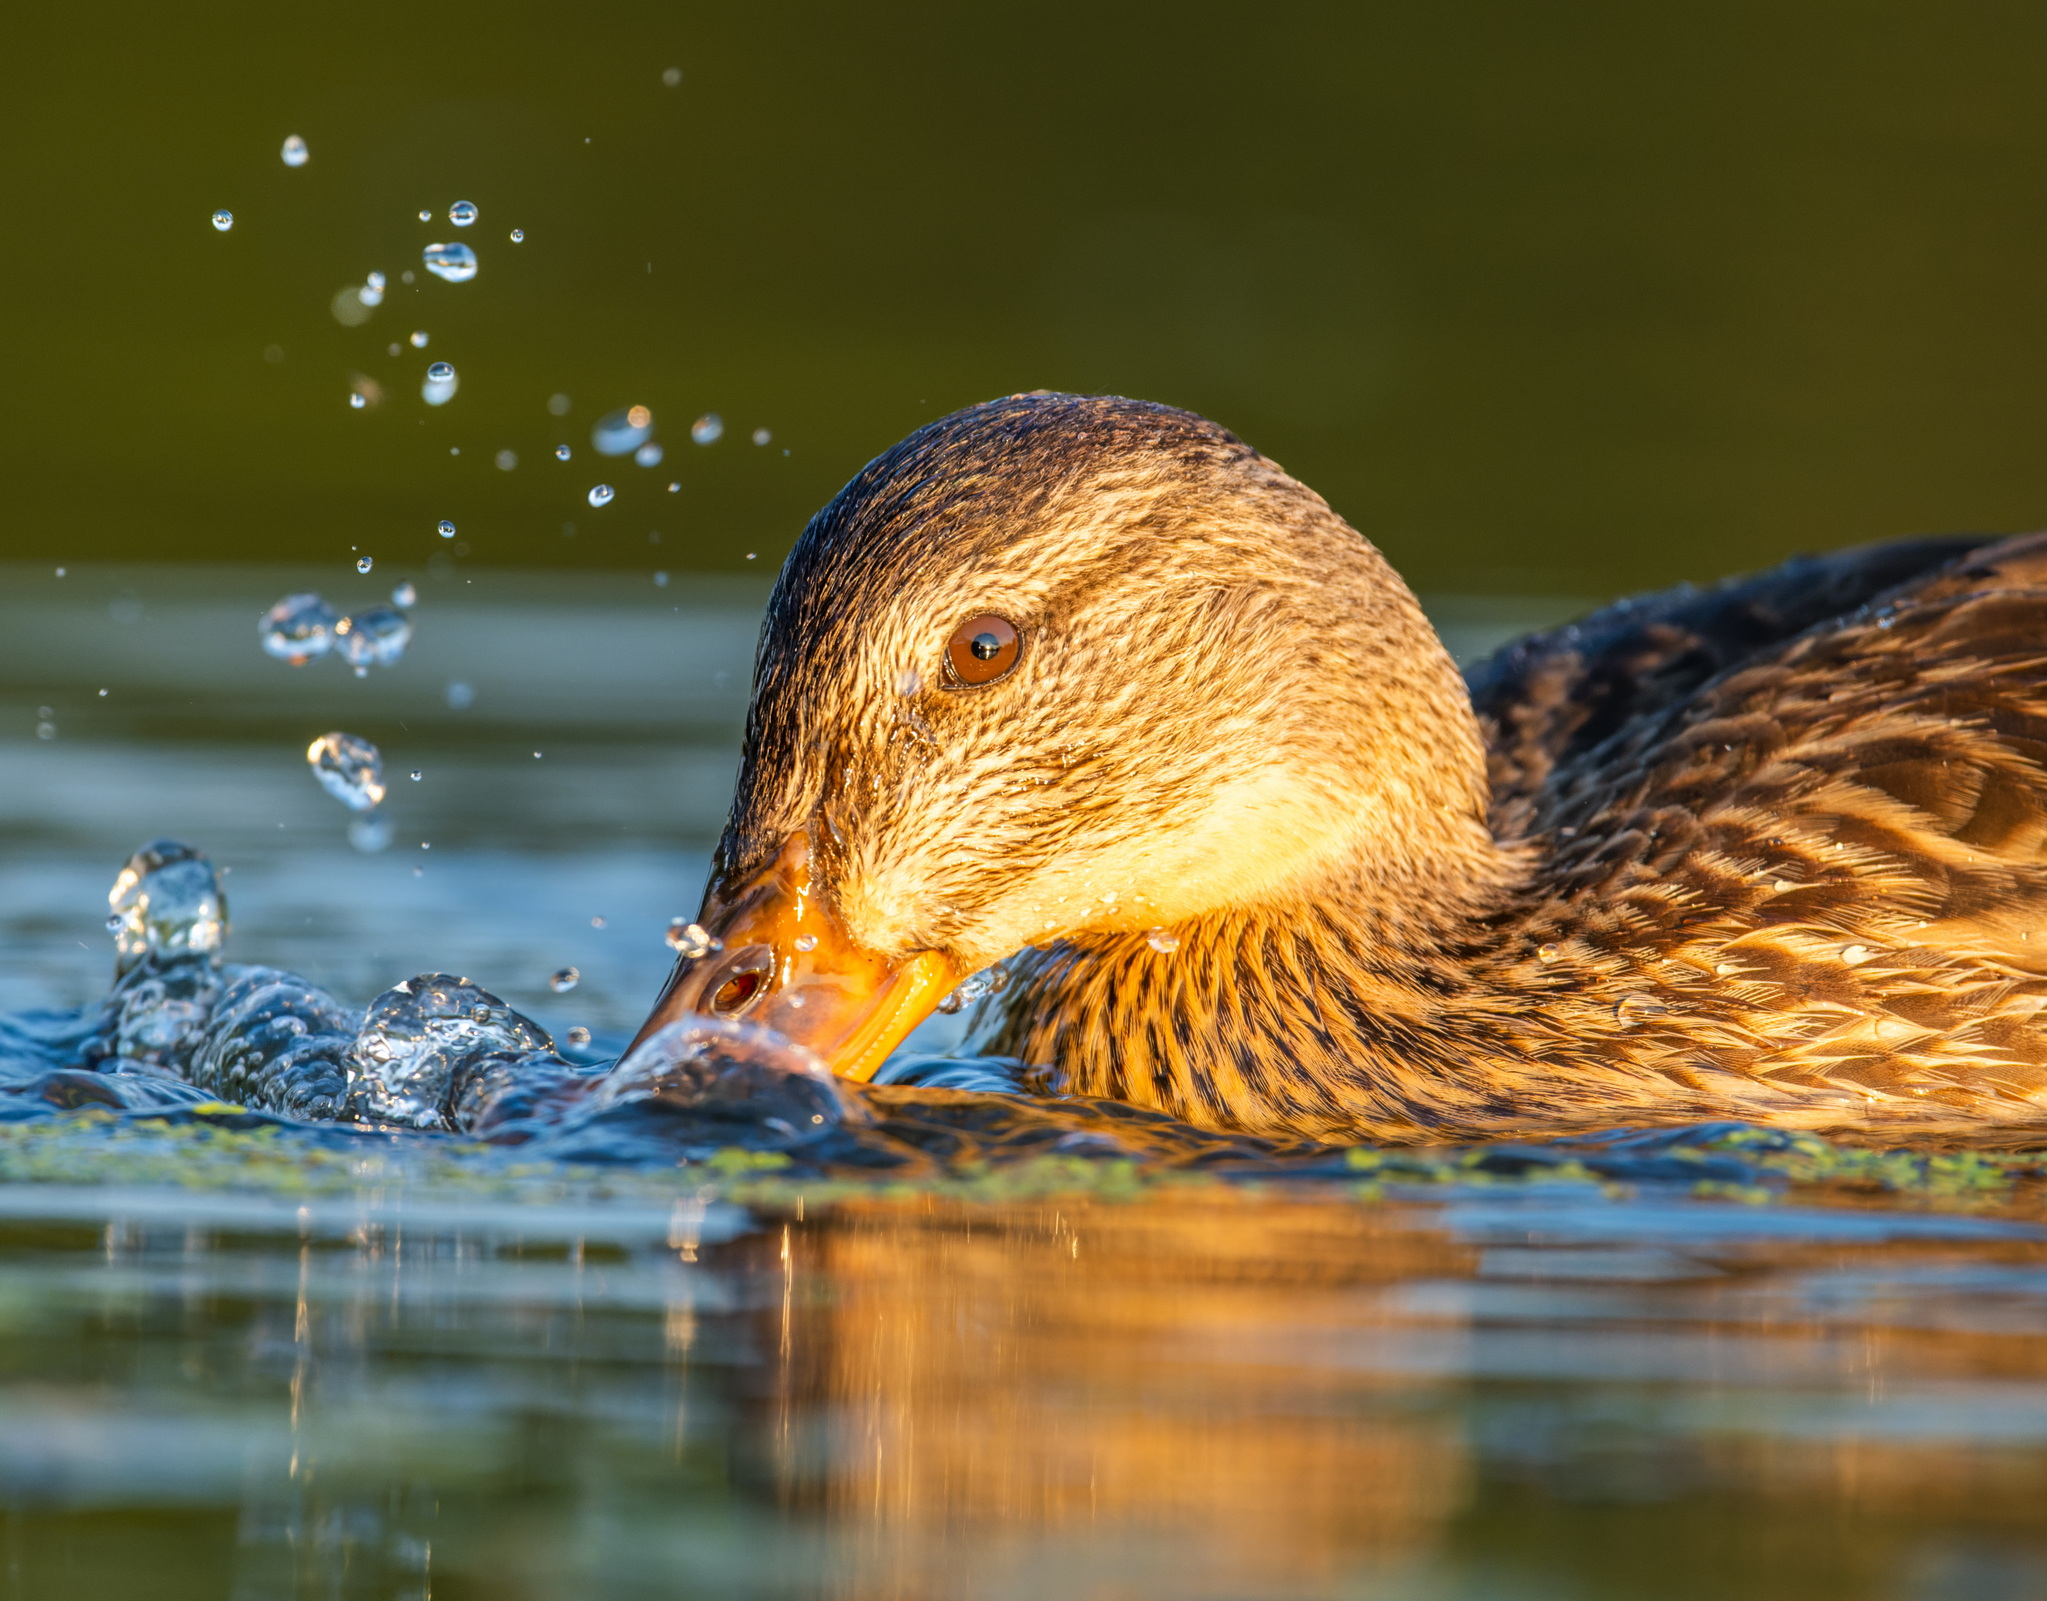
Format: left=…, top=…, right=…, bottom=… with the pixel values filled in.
left=944, top=613, right=1022, bottom=687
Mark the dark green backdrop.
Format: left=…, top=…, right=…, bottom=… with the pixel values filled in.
left=6, top=1, right=2046, bottom=593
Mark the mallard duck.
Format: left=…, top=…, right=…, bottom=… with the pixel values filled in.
left=633, top=392, right=2047, bottom=1141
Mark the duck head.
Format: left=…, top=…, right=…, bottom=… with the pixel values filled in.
left=631, top=392, right=1502, bottom=1079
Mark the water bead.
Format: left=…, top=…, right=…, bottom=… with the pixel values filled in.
left=1146, top=928, right=1180, bottom=953
left=422, top=242, right=478, bottom=283
left=691, top=413, right=723, bottom=445
left=281, top=135, right=308, bottom=167
left=510, top=228, right=524, bottom=242
left=587, top=484, right=614, bottom=508
left=634, top=441, right=664, bottom=467
left=418, top=209, right=432, bottom=222
left=422, top=363, right=458, bottom=406
left=566, top=1026, right=591, bottom=1048
left=438, top=519, right=456, bottom=538
left=410, top=770, right=422, bottom=781
left=1613, top=992, right=1669, bottom=1028
left=349, top=393, right=367, bottom=410
left=357, top=556, right=373, bottom=573
left=665, top=919, right=721, bottom=959
left=211, top=210, right=233, bottom=231
left=549, top=967, right=580, bottom=994
left=1537, top=942, right=1561, bottom=963
left=555, top=445, right=571, bottom=461
left=392, top=582, right=417, bottom=607
left=260, top=592, right=339, bottom=664
left=306, top=732, right=386, bottom=812
left=410, top=330, right=429, bottom=348
left=794, top=933, right=819, bottom=953
left=449, top=200, right=478, bottom=227
left=592, top=406, right=654, bottom=456
left=335, top=606, right=412, bottom=669
left=427, top=361, right=454, bottom=380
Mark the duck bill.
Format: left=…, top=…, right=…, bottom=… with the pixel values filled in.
left=628, top=832, right=957, bottom=1083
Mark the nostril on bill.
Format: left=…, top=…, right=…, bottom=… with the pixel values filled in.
left=697, top=944, right=775, bottom=1020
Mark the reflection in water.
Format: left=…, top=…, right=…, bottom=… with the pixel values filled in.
left=3, top=1191, right=2047, bottom=1597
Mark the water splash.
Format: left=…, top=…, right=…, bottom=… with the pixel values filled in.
left=349, top=975, right=555, bottom=1130
left=335, top=606, right=412, bottom=669
left=259, top=593, right=339, bottom=664
left=108, top=841, right=226, bottom=979
left=306, top=733, right=385, bottom=812
left=666, top=919, right=720, bottom=958
left=422, top=243, right=477, bottom=284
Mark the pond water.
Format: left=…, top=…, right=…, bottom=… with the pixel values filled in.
left=3, top=564, right=2047, bottom=1597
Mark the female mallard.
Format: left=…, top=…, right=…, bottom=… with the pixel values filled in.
left=634, top=392, right=2047, bottom=1141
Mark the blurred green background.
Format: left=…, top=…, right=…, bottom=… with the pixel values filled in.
left=5, top=0, right=2047, bottom=594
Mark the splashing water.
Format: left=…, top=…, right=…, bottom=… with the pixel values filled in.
left=306, top=733, right=386, bottom=812
left=423, top=363, right=458, bottom=405
left=334, top=606, right=412, bottom=669
left=449, top=200, right=478, bottom=227
left=280, top=135, right=308, bottom=167
left=108, top=841, right=226, bottom=978
left=593, top=406, right=653, bottom=456
left=691, top=413, right=723, bottom=445
left=211, top=210, right=233, bottom=231
left=349, top=974, right=555, bottom=1129
left=258, top=593, right=339, bottom=664
left=587, top=484, right=614, bottom=508
left=422, top=242, right=478, bottom=284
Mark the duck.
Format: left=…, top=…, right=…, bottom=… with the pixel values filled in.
left=632, top=391, right=2047, bottom=1142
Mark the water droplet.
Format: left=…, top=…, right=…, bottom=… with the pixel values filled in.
left=448, top=200, right=478, bottom=227
left=445, top=681, right=475, bottom=710
left=409, top=770, right=422, bottom=782
left=392, top=582, right=417, bottom=607
left=587, top=484, right=614, bottom=507
left=358, top=273, right=385, bottom=308
left=495, top=449, right=517, bottom=471
left=662, top=66, right=682, bottom=86
left=281, top=135, right=308, bottom=167
left=1146, top=928, right=1180, bottom=953
left=438, top=519, right=456, bottom=538
left=548, top=966, right=580, bottom=994
left=422, top=362, right=458, bottom=406
left=356, top=557, right=373, bottom=574
left=1841, top=944, right=1874, bottom=966
left=668, top=481, right=680, bottom=493
left=634, top=441, right=664, bottom=467
left=653, top=571, right=669, bottom=587
left=554, top=445, right=571, bottom=461
left=509, top=228, right=524, bottom=243
left=211, top=210, right=233, bottom=232
left=1536, top=942, right=1560, bottom=963
left=418, top=209, right=432, bottom=222
left=409, top=330, right=429, bottom=349
left=665, top=919, right=721, bottom=959
left=306, top=732, right=386, bottom=812
left=691, top=413, right=724, bottom=445
left=335, top=606, right=412, bottom=669
left=259, top=593, right=339, bottom=664
left=1614, top=992, right=1669, bottom=1028
left=794, top=933, right=819, bottom=952
left=106, top=841, right=227, bottom=977
left=590, top=916, right=606, bottom=929
left=348, top=812, right=393, bottom=853
left=566, top=1026, right=591, bottom=1048
left=422, top=242, right=477, bottom=283
left=349, top=393, right=367, bottom=410
left=588, top=412, right=649, bottom=461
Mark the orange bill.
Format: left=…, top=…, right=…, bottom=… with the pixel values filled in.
left=628, top=831, right=957, bottom=1081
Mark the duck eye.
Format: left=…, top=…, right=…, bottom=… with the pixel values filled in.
left=944, top=613, right=1022, bottom=687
